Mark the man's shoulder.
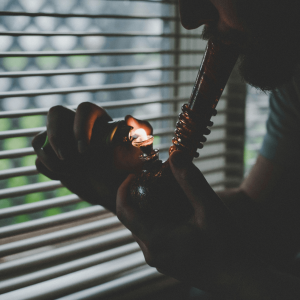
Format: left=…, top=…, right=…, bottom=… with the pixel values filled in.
left=260, top=75, right=300, bottom=168
left=272, top=76, right=300, bottom=109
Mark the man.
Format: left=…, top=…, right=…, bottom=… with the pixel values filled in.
left=32, top=0, right=300, bottom=298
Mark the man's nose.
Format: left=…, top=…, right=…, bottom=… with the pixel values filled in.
left=178, top=0, right=219, bottom=30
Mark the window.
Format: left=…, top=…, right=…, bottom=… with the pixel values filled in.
left=0, top=1, right=246, bottom=298
left=244, top=86, right=269, bottom=175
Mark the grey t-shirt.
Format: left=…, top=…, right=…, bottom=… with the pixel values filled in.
left=260, top=78, right=300, bottom=168
left=259, top=78, right=300, bottom=260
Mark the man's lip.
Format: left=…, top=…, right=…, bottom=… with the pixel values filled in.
left=180, top=19, right=214, bottom=30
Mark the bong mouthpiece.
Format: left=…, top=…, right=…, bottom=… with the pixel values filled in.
left=170, top=39, right=240, bottom=158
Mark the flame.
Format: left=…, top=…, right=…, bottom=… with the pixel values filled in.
left=131, top=128, right=154, bottom=147
left=132, top=128, right=148, bottom=142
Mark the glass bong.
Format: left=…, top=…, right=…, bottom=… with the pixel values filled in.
left=128, top=39, right=240, bottom=221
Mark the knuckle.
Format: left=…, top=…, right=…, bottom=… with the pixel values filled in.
left=48, top=105, right=67, bottom=116
left=77, top=102, right=111, bottom=122
left=144, top=252, right=157, bottom=268
left=144, top=236, right=162, bottom=257
left=144, top=238, right=157, bottom=253
left=31, top=137, right=37, bottom=148
left=31, top=135, right=40, bottom=148
left=31, top=131, right=47, bottom=149
left=116, top=207, right=126, bottom=224
left=35, top=159, right=44, bottom=172
left=143, top=120, right=153, bottom=132
left=77, top=102, right=101, bottom=114
left=144, top=251, right=163, bottom=269
left=47, top=132, right=59, bottom=144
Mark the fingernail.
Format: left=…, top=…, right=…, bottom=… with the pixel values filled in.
left=170, top=151, right=192, bottom=168
left=78, top=140, right=89, bottom=154
left=57, top=149, right=65, bottom=160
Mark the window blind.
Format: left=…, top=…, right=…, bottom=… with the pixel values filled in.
left=0, top=0, right=246, bottom=299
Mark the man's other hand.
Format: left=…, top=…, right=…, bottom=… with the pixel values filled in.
left=32, top=102, right=151, bottom=213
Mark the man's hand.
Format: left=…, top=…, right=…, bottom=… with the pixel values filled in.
left=116, top=150, right=300, bottom=299
left=32, top=102, right=152, bottom=213
left=116, top=150, right=251, bottom=292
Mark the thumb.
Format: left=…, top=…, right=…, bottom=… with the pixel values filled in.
left=169, top=150, right=213, bottom=210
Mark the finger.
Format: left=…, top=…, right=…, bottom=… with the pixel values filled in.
left=169, top=150, right=213, bottom=210
left=116, top=174, right=157, bottom=241
left=35, top=158, right=61, bottom=180
left=32, top=131, right=71, bottom=176
left=32, top=130, right=48, bottom=151
left=125, top=115, right=153, bottom=135
left=132, top=233, right=148, bottom=252
left=46, top=105, right=76, bottom=160
left=132, top=233, right=161, bottom=269
left=74, top=102, right=112, bottom=153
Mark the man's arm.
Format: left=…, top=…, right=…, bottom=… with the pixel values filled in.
left=218, top=154, right=300, bottom=269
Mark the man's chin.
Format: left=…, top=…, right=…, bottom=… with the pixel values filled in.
left=201, top=23, right=248, bottom=51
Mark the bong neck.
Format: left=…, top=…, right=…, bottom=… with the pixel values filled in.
left=170, top=39, right=240, bottom=158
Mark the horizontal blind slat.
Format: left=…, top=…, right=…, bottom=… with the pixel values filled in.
left=0, top=127, right=45, bottom=139
left=0, top=216, right=120, bottom=257
left=0, top=11, right=178, bottom=20
left=0, top=31, right=201, bottom=38
left=93, top=0, right=177, bottom=3
left=0, top=206, right=106, bottom=238
left=0, top=99, right=240, bottom=119
left=0, top=243, right=140, bottom=295
left=0, top=252, right=146, bottom=300
left=0, top=194, right=81, bottom=218
left=0, top=49, right=203, bottom=57
left=0, top=81, right=194, bottom=98
left=136, top=113, right=177, bottom=122
left=0, top=181, right=63, bottom=200
left=0, top=229, right=133, bottom=275
left=0, top=65, right=198, bottom=78
left=0, top=166, right=38, bottom=180
left=0, top=147, right=35, bottom=159
left=58, top=266, right=162, bottom=300
left=0, top=96, right=188, bottom=118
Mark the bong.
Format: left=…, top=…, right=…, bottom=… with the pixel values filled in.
left=129, top=39, right=240, bottom=220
